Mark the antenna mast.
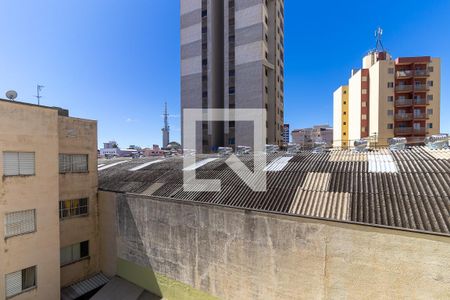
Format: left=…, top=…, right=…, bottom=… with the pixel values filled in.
left=375, top=27, right=384, bottom=52
left=35, top=84, right=44, bottom=105
left=161, top=101, right=170, bottom=148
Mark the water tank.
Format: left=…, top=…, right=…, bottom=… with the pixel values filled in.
left=389, top=137, right=407, bottom=151
left=425, top=134, right=449, bottom=150
left=354, top=139, right=369, bottom=152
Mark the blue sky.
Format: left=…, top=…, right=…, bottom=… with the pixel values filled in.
left=1, top=0, right=449, bottom=148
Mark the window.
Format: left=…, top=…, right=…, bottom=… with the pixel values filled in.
left=361, top=127, right=366, bottom=132
left=201, top=10, right=207, bottom=18
left=387, top=110, right=393, bottom=116
left=428, top=80, right=434, bottom=87
left=3, top=152, right=35, bottom=176
left=202, top=59, right=207, bottom=66
left=362, top=89, right=367, bottom=95
left=388, top=68, right=394, bottom=74
left=362, top=101, right=366, bottom=107
left=5, top=209, right=36, bottom=238
left=428, top=66, right=434, bottom=72
left=427, top=94, right=433, bottom=101
left=362, top=114, right=367, bottom=120
left=387, top=96, right=394, bottom=102
left=427, top=109, right=433, bottom=115
left=343, top=112, right=347, bottom=115
left=428, top=123, right=433, bottom=129
left=387, top=82, right=394, bottom=88
left=5, top=266, right=37, bottom=298
left=343, top=90, right=347, bottom=94
left=343, top=122, right=347, bottom=125
left=265, top=86, right=268, bottom=94
left=343, top=101, right=346, bottom=105
left=362, top=76, right=368, bottom=82
left=60, top=241, right=89, bottom=266
left=229, top=87, right=235, bottom=95
left=387, top=124, right=394, bottom=129
left=59, top=198, right=88, bottom=219
left=59, top=154, right=88, bottom=173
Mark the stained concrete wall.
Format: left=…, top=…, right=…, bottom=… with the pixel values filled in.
left=0, top=100, right=60, bottom=300
left=58, top=116, right=100, bottom=286
left=99, top=191, right=450, bottom=300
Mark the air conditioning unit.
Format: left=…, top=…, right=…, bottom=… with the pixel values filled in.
left=389, top=137, right=407, bottom=151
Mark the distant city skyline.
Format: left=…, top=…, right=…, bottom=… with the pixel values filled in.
left=1, top=0, right=449, bottom=148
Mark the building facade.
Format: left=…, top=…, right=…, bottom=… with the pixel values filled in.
left=283, top=124, right=289, bottom=144
left=333, top=86, right=349, bottom=148
left=0, top=99, right=98, bottom=299
left=181, top=0, right=285, bottom=152
left=334, top=51, right=440, bottom=146
left=292, top=125, right=333, bottom=148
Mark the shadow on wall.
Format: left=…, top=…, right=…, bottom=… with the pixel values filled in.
left=116, top=195, right=217, bottom=300
left=117, top=195, right=163, bottom=298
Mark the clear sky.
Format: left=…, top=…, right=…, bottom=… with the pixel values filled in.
left=1, top=0, right=449, bottom=148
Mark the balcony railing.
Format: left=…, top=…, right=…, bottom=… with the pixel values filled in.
left=414, top=69, right=429, bottom=77
left=394, top=127, right=413, bottom=135
left=395, top=99, right=413, bottom=106
left=396, top=85, right=413, bottom=92
left=397, top=70, right=414, bottom=78
left=414, top=84, right=428, bottom=91
left=395, top=113, right=413, bottom=121
left=396, top=70, right=429, bottom=78
left=413, top=128, right=427, bottom=135
left=413, top=113, right=428, bottom=119
left=414, top=98, right=428, bottom=105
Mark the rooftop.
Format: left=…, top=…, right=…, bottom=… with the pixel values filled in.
left=98, top=147, right=450, bottom=236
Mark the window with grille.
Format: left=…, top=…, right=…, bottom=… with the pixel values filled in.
left=59, top=154, right=88, bottom=173
left=59, top=198, right=88, bottom=219
left=60, top=241, right=89, bottom=266
left=3, top=152, right=35, bottom=176
left=4, top=209, right=36, bottom=238
left=5, top=266, right=36, bottom=298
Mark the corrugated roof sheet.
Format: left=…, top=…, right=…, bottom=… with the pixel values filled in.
left=98, top=147, right=450, bottom=236
left=61, top=273, right=110, bottom=300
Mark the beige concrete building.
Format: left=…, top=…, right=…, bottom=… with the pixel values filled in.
left=333, top=86, right=349, bottom=148
left=0, top=99, right=98, bottom=299
left=291, top=124, right=333, bottom=148
left=334, top=51, right=441, bottom=146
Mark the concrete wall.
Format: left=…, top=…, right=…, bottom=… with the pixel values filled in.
left=99, top=191, right=450, bottom=300
left=0, top=101, right=60, bottom=300
left=58, top=116, right=100, bottom=286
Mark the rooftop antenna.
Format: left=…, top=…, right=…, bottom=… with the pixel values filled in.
left=375, top=27, right=384, bottom=52
left=35, top=84, right=44, bottom=105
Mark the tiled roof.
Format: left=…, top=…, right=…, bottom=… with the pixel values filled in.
left=98, top=146, right=450, bottom=236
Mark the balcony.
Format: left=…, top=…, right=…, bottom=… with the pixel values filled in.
left=394, top=127, right=413, bottom=135
left=414, top=69, right=429, bottom=77
left=413, top=128, right=427, bottom=135
left=414, top=98, right=428, bottom=106
left=396, top=85, right=413, bottom=92
left=395, top=98, right=413, bottom=106
left=396, top=70, right=414, bottom=78
left=396, top=69, right=429, bottom=78
left=395, top=113, right=413, bottom=121
left=413, top=113, right=428, bottom=120
left=414, top=84, right=429, bottom=91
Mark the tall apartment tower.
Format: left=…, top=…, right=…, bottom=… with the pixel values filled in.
left=181, top=0, right=285, bottom=152
left=334, top=50, right=440, bottom=146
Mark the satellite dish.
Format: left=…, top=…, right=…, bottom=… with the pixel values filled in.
left=5, top=90, right=18, bottom=101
